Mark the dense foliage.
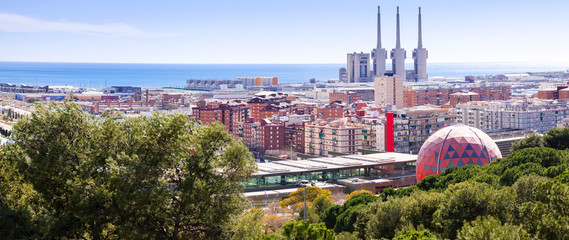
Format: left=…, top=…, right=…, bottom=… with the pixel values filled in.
left=511, top=127, right=569, bottom=152
left=0, top=102, right=256, bottom=239
left=268, top=127, right=569, bottom=239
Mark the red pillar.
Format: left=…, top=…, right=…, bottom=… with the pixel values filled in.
left=385, top=112, right=394, bottom=152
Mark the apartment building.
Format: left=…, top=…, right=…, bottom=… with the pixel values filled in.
left=391, top=106, right=456, bottom=154
left=352, top=117, right=385, bottom=151
left=403, top=84, right=511, bottom=108
left=239, top=119, right=285, bottom=155
left=247, top=92, right=289, bottom=122
left=317, top=101, right=348, bottom=120
left=285, top=124, right=306, bottom=154
left=449, top=91, right=480, bottom=106
left=375, top=76, right=404, bottom=109
left=329, top=91, right=361, bottom=104
left=305, top=120, right=362, bottom=157
left=451, top=100, right=569, bottom=133
left=537, top=86, right=569, bottom=100
left=191, top=100, right=249, bottom=133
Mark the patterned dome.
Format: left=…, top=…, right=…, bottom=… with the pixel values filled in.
left=416, top=125, right=502, bottom=182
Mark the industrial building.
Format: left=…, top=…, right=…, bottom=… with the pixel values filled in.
left=390, top=7, right=407, bottom=79
left=347, top=52, right=371, bottom=83
left=349, top=6, right=427, bottom=83
left=243, top=152, right=417, bottom=204
left=186, top=77, right=278, bottom=90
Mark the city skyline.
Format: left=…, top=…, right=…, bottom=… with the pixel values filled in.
left=1, top=0, right=568, bottom=64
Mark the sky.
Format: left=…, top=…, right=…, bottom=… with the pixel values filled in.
left=1, top=0, right=569, bottom=64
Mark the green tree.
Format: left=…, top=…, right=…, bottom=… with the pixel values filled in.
left=111, top=113, right=256, bottom=239
left=527, top=180, right=569, bottom=239
left=416, top=165, right=485, bottom=191
left=553, top=170, right=569, bottom=183
left=379, top=187, right=396, bottom=201
left=457, top=216, right=531, bottom=240
left=10, top=102, right=118, bottom=239
left=432, top=182, right=516, bottom=239
left=345, top=189, right=373, bottom=201
left=402, top=191, right=445, bottom=231
left=363, top=195, right=407, bottom=239
left=393, top=230, right=441, bottom=240
left=298, top=207, right=321, bottom=223
left=229, top=208, right=265, bottom=240
left=499, top=162, right=545, bottom=186
left=512, top=174, right=550, bottom=203
left=0, top=146, right=44, bottom=239
left=544, top=127, right=569, bottom=150
left=4, top=102, right=257, bottom=239
left=312, top=195, right=333, bottom=216
left=505, top=147, right=569, bottom=169
left=335, top=231, right=359, bottom=240
left=334, top=204, right=367, bottom=233
left=511, top=134, right=544, bottom=152
left=320, top=205, right=343, bottom=229
left=544, top=163, right=569, bottom=178
left=279, top=221, right=335, bottom=240
left=343, top=192, right=377, bottom=209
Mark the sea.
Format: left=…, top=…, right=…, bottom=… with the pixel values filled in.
left=0, top=61, right=567, bottom=89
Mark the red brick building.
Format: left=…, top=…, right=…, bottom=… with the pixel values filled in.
left=329, top=92, right=360, bottom=104
left=449, top=92, right=480, bottom=106
left=318, top=101, right=347, bottom=120
left=247, top=92, right=289, bottom=122
left=560, top=89, right=569, bottom=100
left=240, top=119, right=285, bottom=154
left=192, top=101, right=249, bottom=134
left=404, top=85, right=511, bottom=108
left=285, top=124, right=305, bottom=154
left=258, top=103, right=291, bottom=122
left=162, top=94, right=182, bottom=103
left=538, top=86, right=568, bottom=100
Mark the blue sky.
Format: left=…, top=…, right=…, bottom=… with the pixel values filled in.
left=1, top=0, right=568, bottom=64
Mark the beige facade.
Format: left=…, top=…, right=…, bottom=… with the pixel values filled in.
left=374, top=76, right=404, bottom=109
left=353, top=118, right=385, bottom=152
left=451, top=100, right=569, bottom=133
left=305, top=120, right=362, bottom=156
left=390, top=106, right=456, bottom=154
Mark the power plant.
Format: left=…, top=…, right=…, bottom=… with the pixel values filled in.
left=347, top=6, right=428, bottom=83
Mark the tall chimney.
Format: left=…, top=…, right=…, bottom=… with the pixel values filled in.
left=418, top=7, right=423, bottom=48
left=396, top=6, right=401, bottom=48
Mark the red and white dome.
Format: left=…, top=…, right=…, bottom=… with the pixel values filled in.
left=416, top=125, right=502, bottom=182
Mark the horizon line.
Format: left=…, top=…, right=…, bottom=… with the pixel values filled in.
left=0, top=60, right=567, bottom=66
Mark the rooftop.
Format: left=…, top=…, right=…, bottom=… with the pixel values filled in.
left=254, top=152, right=417, bottom=177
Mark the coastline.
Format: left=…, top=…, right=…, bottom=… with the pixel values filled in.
left=0, top=61, right=566, bottom=89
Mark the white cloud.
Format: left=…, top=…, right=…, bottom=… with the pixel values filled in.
left=0, top=12, right=144, bottom=37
